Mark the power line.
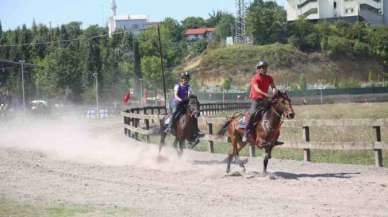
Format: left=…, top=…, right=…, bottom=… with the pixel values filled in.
left=0, top=31, right=128, bottom=48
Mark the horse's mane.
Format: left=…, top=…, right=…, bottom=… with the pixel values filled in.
left=272, top=91, right=290, bottom=102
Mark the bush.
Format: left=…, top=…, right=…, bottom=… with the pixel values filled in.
left=190, top=40, right=208, bottom=55
left=326, top=36, right=353, bottom=57
left=337, top=79, right=361, bottom=88
left=353, top=40, right=371, bottom=56
left=305, top=33, right=321, bottom=50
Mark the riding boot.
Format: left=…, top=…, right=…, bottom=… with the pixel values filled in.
left=242, top=113, right=255, bottom=142
left=169, top=111, right=181, bottom=133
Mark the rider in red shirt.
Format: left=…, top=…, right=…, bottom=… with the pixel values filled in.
left=242, top=61, right=282, bottom=146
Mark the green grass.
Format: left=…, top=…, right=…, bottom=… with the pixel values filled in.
left=0, top=199, right=136, bottom=217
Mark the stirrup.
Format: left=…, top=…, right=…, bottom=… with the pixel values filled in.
left=242, top=134, right=248, bottom=143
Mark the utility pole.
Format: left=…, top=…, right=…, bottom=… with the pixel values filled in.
left=19, top=60, right=26, bottom=112
left=93, top=73, right=99, bottom=118
left=157, top=25, right=167, bottom=109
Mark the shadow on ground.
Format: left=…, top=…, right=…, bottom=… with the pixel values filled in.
left=272, top=171, right=361, bottom=180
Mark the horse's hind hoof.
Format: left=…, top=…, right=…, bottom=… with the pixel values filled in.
left=274, top=141, right=284, bottom=146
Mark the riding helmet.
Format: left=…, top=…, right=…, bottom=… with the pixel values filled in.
left=256, top=61, right=269, bottom=69
left=180, top=71, right=191, bottom=80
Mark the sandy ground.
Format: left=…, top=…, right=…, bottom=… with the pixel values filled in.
left=1, top=117, right=388, bottom=217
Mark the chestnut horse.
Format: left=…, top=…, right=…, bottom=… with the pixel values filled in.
left=218, top=91, right=295, bottom=174
left=159, top=95, right=201, bottom=156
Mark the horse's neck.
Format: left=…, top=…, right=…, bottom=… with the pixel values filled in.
left=262, top=108, right=282, bottom=128
left=179, top=112, right=195, bottom=124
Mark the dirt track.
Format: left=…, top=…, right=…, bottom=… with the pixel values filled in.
left=1, top=117, right=388, bottom=217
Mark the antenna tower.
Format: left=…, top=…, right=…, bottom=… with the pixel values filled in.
left=235, top=0, right=249, bottom=44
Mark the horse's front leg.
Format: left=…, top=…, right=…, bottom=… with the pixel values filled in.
left=159, top=131, right=167, bottom=154
left=262, top=146, right=273, bottom=175
left=177, top=139, right=184, bottom=157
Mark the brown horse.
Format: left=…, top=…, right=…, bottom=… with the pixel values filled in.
left=159, top=95, right=201, bottom=156
left=218, top=91, right=295, bottom=175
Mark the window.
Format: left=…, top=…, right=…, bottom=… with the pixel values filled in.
left=334, top=2, right=337, bottom=9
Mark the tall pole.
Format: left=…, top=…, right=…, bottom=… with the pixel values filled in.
left=19, top=60, right=26, bottom=112
left=157, top=25, right=167, bottom=110
left=93, top=73, right=99, bottom=118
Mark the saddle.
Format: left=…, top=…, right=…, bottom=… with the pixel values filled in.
left=238, top=109, right=266, bottom=130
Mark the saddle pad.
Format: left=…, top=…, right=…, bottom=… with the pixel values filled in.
left=238, top=116, right=247, bottom=129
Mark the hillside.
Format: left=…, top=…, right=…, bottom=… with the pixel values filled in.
left=177, top=44, right=385, bottom=90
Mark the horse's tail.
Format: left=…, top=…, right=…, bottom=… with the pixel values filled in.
left=217, top=113, right=241, bottom=136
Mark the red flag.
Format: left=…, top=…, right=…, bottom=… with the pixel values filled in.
left=123, top=92, right=130, bottom=104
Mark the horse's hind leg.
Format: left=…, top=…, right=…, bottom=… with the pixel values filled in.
left=226, top=137, right=240, bottom=174
left=236, top=142, right=247, bottom=173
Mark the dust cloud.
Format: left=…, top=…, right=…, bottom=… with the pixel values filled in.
left=0, top=114, right=191, bottom=172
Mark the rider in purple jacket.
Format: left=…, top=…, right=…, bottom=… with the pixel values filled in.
left=165, top=72, right=204, bottom=140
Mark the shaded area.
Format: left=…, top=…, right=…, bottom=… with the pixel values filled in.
left=272, top=171, right=361, bottom=180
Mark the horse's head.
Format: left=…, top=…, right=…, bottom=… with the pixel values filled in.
left=186, top=95, right=201, bottom=118
left=272, top=91, right=295, bottom=119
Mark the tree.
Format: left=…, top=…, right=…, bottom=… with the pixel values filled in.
left=246, top=0, right=287, bottom=44
left=288, top=17, right=317, bottom=51
left=45, top=48, right=83, bottom=102
left=161, top=17, right=183, bottom=42
left=223, top=77, right=232, bottom=92
left=214, top=13, right=235, bottom=42
left=81, top=25, right=104, bottom=89
left=207, top=11, right=233, bottom=27
left=141, top=56, right=162, bottom=90
left=181, top=17, right=206, bottom=29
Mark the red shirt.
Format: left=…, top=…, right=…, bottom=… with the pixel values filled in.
left=249, top=73, right=273, bottom=100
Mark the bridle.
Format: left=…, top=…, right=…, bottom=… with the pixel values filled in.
left=270, top=92, right=293, bottom=120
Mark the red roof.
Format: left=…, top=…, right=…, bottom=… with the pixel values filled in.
left=184, top=28, right=216, bottom=35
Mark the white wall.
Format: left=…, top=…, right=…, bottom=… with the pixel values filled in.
left=286, top=0, right=299, bottom=21
left=385, top=0, right=388, bottom=24
left=287, top=0, right=386, bottom=24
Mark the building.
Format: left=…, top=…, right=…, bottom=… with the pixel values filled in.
left=108, top=0, right=157, bottom=36
left=287, top=0, right=388, bottom=26
left=184, top=28, right=216, bottom=41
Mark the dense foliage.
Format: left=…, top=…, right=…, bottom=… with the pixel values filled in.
left=0, top=0, right=387, bottom=104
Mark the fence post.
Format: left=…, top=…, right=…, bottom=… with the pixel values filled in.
left=151, top=107, right=155, bottom=124
left=373, top=126, right=383, bottom=167
left=128, top=109, right=134, bottom=138
left=123, top=113, right=128, bottom=135
left=207, top=123, right=215, bottom=153
left=144, top=107, right=150, bottom=143
left=303, top=126, right=311, bottom=162
left=134, top=109, right=140, bottom=140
